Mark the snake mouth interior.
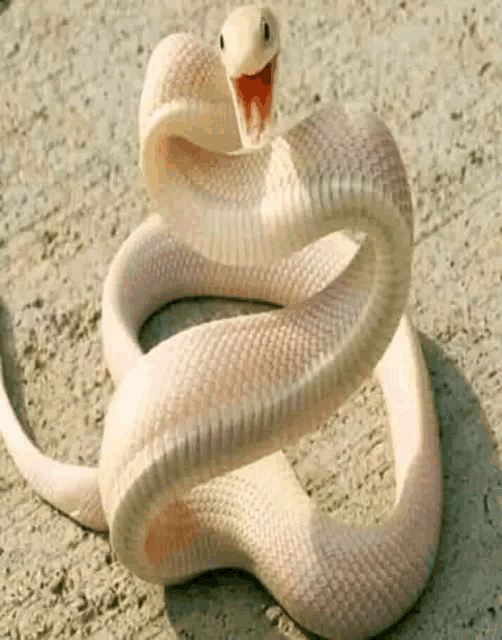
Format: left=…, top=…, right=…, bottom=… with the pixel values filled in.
left=232, top=53, right=277, bottom=143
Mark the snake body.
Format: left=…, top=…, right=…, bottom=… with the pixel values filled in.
left=0, top=6, right=442, bottom=639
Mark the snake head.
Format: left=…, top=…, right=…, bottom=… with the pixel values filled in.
left=218, top=5, right=280, bottom=147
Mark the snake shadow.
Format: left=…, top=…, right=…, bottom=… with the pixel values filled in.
left=373, top=335, right=502, bottom=638
left=0, top=0, right=12, bottom=17
left=151, top=309, right=502, bottom=639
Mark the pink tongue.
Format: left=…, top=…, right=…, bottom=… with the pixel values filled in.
left=236, top=60, right=273, bottom=131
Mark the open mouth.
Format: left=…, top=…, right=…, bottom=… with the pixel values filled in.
left=233, top=54, right=277, bottom=143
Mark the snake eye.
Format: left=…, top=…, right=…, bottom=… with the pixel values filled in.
left=219, top=34, right=224, bottom=50
left=263, top=20, right=270, bottom=42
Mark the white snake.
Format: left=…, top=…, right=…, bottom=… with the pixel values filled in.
left=0, top=6, right=442, bottom=638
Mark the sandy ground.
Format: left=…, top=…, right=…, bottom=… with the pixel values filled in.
left=0, top=0, right=501, bottom=637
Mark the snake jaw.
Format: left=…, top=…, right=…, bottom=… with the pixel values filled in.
left=231, top=52, right=278, bottom=147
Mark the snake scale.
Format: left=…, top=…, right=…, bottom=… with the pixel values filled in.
left=0, top=6, right=442, bottom=638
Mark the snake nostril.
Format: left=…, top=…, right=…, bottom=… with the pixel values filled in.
left=219, top=34, right=224, bottom=50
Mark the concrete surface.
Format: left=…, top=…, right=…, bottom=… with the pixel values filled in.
left=0, top=0, right=501, bottom=638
